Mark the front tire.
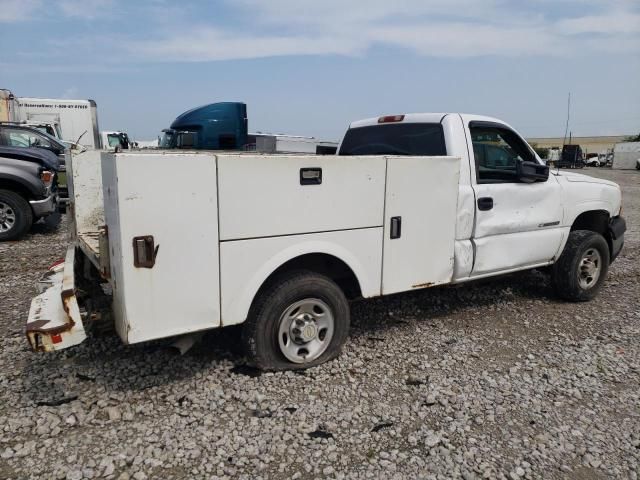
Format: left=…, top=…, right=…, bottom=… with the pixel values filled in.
left=0, top=190, right=33, bottom=241
left=551, top=230, right=609, bottom=302
left=242, top=271, right=350, bottom=370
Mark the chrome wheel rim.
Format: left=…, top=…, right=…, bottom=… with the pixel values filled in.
left=278, top=298, right=334, bottom=364
left=0, top=201, right=16, bottom=233
left=577, top=248, right=602, bottom=290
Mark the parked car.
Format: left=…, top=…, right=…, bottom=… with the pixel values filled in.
left=0, top=122, right=68, bottom=200
left=0, top=146, right=59, bottom=241
left=585, top=153, right=601, bottom=167
left=25, top=113, right=625, bottom=372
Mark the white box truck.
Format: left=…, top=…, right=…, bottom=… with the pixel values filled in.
left=612, top=142, right=640, bottom=170
left=25, top=113, right=626, bottom=370
left=15, top=97, right=101, bottom=149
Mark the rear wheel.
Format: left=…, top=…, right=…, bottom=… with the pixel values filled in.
left=0, top=190, right=33, bottom=241
left=551, top=230, right=609, bottom=301
left=242, top=271, right=350, bottom=370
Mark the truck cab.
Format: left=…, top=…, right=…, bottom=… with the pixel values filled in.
left=165, top=102, right=248, bottom=150
left=339, top=113, right=623, bottom=281
left=100, top=131, right=131, bottom=150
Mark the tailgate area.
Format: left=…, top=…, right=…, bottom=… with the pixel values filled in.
left=25, top=246, right=86, bottom=351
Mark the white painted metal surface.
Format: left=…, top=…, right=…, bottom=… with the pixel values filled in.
left=382, top=156, right=460, bottom=294
left=69, top=150, right=104, bottom=266
left=470, top=179, right=565, bottom=275
left=220, top=227, right=384, bottom=325
left=102, top=152, right=221, bottom=343
left=556, top=172, right=622, bottom=225
left=217, top=155, right=386, bottom=240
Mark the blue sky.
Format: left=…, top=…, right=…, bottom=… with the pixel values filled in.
left=1, top=0, right=639, bottom=141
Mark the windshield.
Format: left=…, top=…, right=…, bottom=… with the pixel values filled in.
left=32, top=125, right=56, bottom=137
left=160, top=130, right=175, bottom=148
left=339, top=123, right=446, bottom=156
left=107, top=134, right=122, bottom=148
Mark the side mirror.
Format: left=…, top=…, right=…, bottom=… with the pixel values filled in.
left=516, top=159, right=549, bottom=183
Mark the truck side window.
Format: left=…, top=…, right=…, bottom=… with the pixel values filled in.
left=470, top=125, right=535, bottom=184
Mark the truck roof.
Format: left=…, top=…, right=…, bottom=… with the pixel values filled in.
left=17, top=97, right=95, bottom=106
left=348, top=113, right=506, bottom=129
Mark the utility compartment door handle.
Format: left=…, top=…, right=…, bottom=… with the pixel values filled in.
left=390, top=216, right=402, bottom=239
left=300, top=168, right=322, bottom=185
left=477, top=197, right=494, bottom=211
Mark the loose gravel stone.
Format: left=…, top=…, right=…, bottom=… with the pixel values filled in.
left=0, top=169, right=638, bottom=479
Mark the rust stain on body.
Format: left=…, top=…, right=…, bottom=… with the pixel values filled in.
left=412, top=282, right=435, bottom=289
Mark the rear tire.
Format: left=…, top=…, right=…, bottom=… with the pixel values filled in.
left=242, top=271, right=350, bottom=371
left=0, top=189, right=33, bottom=241
left=551, top=230, right=609, bottom=302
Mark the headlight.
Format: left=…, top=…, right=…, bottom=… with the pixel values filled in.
left=40, top=170, right=54, bottom=188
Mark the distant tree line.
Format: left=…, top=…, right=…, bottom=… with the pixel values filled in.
left=528, top=143, right=549, bottom=159
left=624, top=133, right=640, bottom=142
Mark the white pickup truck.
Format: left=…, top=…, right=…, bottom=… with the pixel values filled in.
left=25, top=113, right=626, bottom=370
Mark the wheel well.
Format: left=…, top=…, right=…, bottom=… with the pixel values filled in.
left=571, top=210, right=612, bottom=255
left=571, top=210, right=609, bottom=236
left=0, top=179, right=31, bottom=201
left=257, top=253, right=363, bottom=301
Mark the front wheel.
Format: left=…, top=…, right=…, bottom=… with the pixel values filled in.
left=0, top=190, right=33, bottom=241
left=242, top=271, right=350, bottom=370
left=551, top=230, right=610, bottom=301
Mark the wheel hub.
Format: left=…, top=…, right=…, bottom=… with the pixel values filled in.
left=0, top=202, right=16, bottom=232
left=291, top=315, right=318, bottom=343
left=277, top=298, right=335, bottom=364
left=578, top=248, right=601, bottom=289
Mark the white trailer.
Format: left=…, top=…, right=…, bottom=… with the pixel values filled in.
left=25, top=113, right=626, bottom=371
left=612, top=142, right=640, bottom=170
left=249, top=133, right=338, bottom=154
left=15, top=97, right=101, bottom=149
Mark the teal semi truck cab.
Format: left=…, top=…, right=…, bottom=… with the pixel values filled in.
left=160, top=102, right=248, bottom=150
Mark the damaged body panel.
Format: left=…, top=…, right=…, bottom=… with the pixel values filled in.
left=26, top=247, right=86, bottom=351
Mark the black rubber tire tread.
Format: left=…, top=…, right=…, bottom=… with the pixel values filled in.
left=242, top=270, right=350, bottom=371
left=0, top=189, right=33, bottom=241
left=551, top=230, right=610, bottom=302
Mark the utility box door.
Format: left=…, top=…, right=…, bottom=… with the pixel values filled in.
left=217, top=155, right=386, bottom=240
left=102, top=152, right=220, bottom=343
left=382, top=156, right=460, bottom=295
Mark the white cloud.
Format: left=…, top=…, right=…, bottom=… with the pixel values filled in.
left=57, top=0, right=114, bottom=19
left=4, top=0, right=639, bottom=62
left=130, top=27, right=366, bottom=62
left=556, top=12, right=640, bottom=34
left=0, top=0, right=42, bottom=22
left=126, top=0, right=639, bottom=62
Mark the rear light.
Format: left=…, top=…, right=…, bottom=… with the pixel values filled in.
left=48, top=258, right=65, bottom=270
left=40, top=170, right=54, bottom=187
left=378, top=115, right=405, bottom=123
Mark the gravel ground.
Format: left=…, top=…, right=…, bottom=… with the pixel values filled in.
left=1, top=168, right=638, bottom=480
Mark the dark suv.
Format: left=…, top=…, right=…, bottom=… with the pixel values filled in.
left=0, top=146, right=60, bottom=241
left=0, top=123, right=68, bottom=199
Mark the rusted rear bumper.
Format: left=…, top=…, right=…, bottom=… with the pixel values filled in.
left=26, top=247, right=87, bottom=352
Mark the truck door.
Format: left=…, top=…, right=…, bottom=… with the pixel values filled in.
left=467, top=121, right=564, bottom=276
